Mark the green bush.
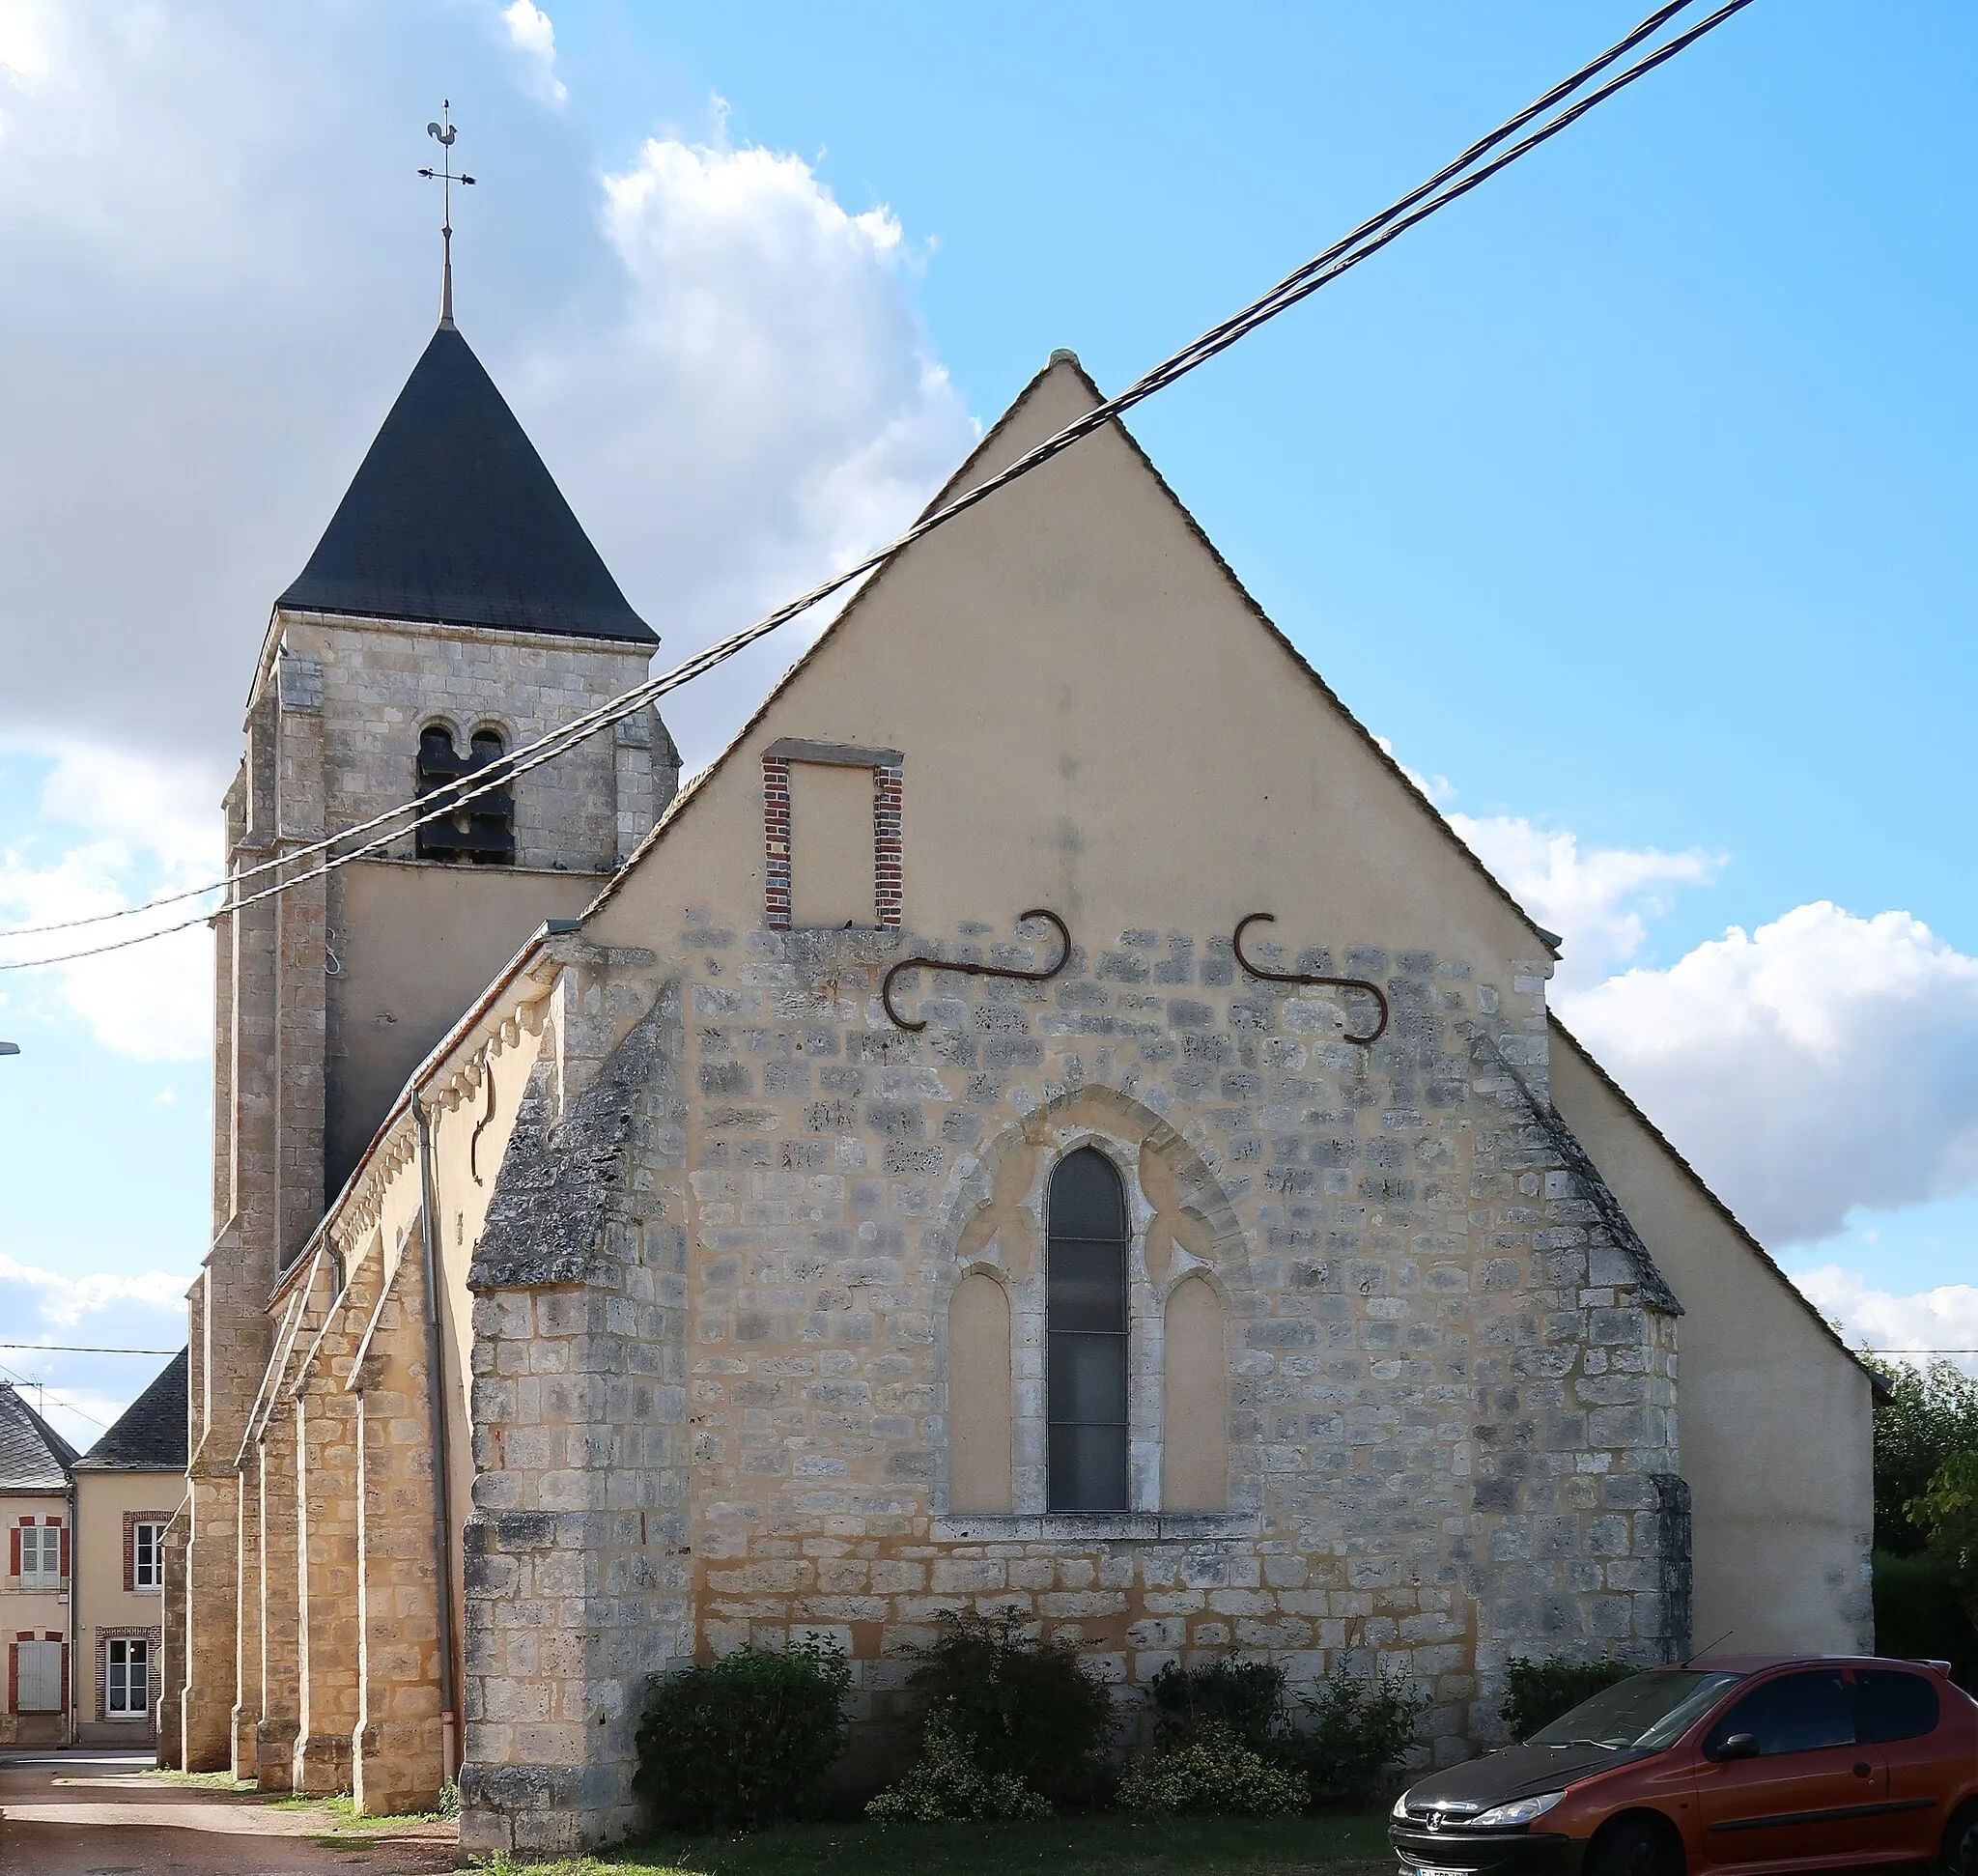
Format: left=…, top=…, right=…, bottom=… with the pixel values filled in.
left=1874, top=1549, right=1978, bottom=1690
left=1501, top=1655, right=1637, bottom=1742
left=1147, top=1657, right=1289, bottom=1756
left=1119, top=1724, right=1310, bottom=1816
left=906, top=1608, right=1116, bottom=1807
left=634, top=1638, right=850, bottom=1830
left=865, top=1702, right=1053, bottom=1822
left=1288, top=1664, right=1423, bottom=1807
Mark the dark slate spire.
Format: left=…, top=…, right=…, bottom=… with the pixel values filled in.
left=279, top=324, right=657, bottom=645
left=73, top=1349, right=188, bottom=1473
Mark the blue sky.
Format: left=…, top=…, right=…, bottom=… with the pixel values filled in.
left=2, top=0, right=1976, bottom=1440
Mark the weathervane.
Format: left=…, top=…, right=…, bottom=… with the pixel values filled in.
left=418, top=100, right=476, bottom=327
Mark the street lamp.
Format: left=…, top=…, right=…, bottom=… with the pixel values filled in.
left=0, top=1042, right=16, bottom=1057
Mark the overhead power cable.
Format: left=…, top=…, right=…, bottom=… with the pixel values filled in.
left=0, top=0, right=1754, bottom=974
left=0, top=1343, right=184, bottom=1355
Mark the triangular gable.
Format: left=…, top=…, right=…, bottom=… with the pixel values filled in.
left=588, top=354, right=1555, bottom=963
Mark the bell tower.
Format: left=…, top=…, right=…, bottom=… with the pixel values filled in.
left=179, top=305, right=679, bottom=1776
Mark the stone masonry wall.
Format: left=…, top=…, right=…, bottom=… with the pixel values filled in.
left=459, top=915, right=1685, bottom=1845
left=458, top=965, right=693, bottom=1857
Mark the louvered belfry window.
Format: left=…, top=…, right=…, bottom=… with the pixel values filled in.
left=415, top=724, right=516, bottom=864
left=1046, top=1148, right=1130, bottom=1511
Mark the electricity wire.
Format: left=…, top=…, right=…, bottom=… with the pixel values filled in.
left=0, top=1362, right=111, bottom=1430
left=0, top=0, right=1755, bottom=972
left=0, top=1344, right=184, bottom=1355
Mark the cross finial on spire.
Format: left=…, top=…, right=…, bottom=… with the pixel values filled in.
left=418, top=100, right=476, bottom=328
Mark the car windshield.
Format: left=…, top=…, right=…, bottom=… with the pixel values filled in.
left=1527, top=1671, right=1746, bottom=1750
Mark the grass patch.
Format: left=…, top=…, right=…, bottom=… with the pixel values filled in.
left=488, top=1809, right=1392, bottom=1876
left=139, top=1766, right=259, bottom=1793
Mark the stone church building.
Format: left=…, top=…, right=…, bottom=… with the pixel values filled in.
left=173, top=302, right=1879, bottom=1854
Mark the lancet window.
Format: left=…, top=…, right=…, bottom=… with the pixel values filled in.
left=1045, top=1147, right=1130, bottom=1510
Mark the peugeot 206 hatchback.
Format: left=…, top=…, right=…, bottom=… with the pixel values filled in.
left=1390, top=1657, right=1978, bottom=1876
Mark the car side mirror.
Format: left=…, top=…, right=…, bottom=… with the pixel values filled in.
left=1709, top=1733, right=1761, bottom=1762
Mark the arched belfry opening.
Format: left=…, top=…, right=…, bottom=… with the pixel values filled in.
left=1045, top=1147, right=1130, bottom=1511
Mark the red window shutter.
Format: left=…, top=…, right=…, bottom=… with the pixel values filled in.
left=8, top=1642, right=15, bottom=1717
left=58, top=1524, right=69, bottom=1578
left=8, top=1527, right=16, bottom=1576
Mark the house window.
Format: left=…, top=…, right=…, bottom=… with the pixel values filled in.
left=106, top=1638, right=150, bottom=1718
left=1046, top=1148, right=1130, bottom=1511
left=17, top=1521, right=63, bottom=1590
left=132, top=1523, right=162, bottom=1590
left=415, top=723, right=516, bottom=865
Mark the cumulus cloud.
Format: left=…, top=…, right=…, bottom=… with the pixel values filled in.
left=1789, top=1264, right=1978, bottom=1376
left=0, top=745, right=219, bottom=1061
left=0, top=1250, right=190, bottom=1447
left=498, top=1, right=566, bottom=104
left=1451, top=813, right=1722, bottom=991
left=1564, top=902, right=1978, bottom=1246
left=523, top=128, right=971, bottom=767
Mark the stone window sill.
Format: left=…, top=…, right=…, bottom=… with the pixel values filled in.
left=931, top=1511, right=1258, bottom=1543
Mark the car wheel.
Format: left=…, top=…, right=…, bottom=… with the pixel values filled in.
left=1587, top=1815, right=1683, bottom=1876
left=1941, top=1799, right=1978, bottom=1876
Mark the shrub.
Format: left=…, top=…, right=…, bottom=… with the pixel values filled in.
left=1288, top=1664, right=1422, bottom=1807
left=1501, top=1655, right=1637, bottom=1742
left=1119, top=1724, right=1309, bottom=1816
left=907, top=1607, right=1116, bottom=1806
left=1147, top=1657, right=1289, bottom=1756
left=1875, top=1549, right=1978, bottom=1690
left=634, top=1638, right=850, bottom=1830
left=865, top=1702, right=1053, bottom=1822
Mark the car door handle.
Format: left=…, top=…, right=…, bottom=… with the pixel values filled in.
left=1853, top=1762, right=1874, bottom=1779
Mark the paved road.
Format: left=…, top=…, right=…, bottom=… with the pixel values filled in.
left=0, top=1751, right=460, bottom=1874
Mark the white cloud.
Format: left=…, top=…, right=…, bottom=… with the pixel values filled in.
left=0, top=1249, right=189, bottom=1328
left=1565, top=902, right=1978, bottom=1246
left=0, top=1251, right=189, bottom=1449
left=523, top=129, right=972, bottom=766
left=0, top=743, right=219, bottom=1061
left=1788, top=1263, right=1978, bottom=1377
left=497, top=1, right=566, bottom=104
left=1451, top=813, right=1722, bottom=991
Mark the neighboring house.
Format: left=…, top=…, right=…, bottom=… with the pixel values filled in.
left=72, top=1351, right=187, bottom=1747
left=176, top=309, right=1881, bottom=1855
left=1, top=1382, right=77, bottom=1747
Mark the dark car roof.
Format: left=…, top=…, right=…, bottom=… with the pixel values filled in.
left=1682, top=1655, right=1948, bottom=1674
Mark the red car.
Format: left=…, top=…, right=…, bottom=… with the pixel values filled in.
left=1390, top=1656, right=1978, bottom=1876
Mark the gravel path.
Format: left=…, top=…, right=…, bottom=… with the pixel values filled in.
left=0, top=1751, right=461, bottom=1875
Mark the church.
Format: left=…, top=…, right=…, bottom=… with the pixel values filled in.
left=169, top=288, right=1879, bottom=1856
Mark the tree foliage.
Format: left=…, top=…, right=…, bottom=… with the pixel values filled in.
left=1863, top=1356, right=1978, bottom=1556
left=1912, top=1446, right=1978, bottom=1628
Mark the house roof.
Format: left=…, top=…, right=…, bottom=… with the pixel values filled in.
left=278, top=322, right=657, bottom=646
left=0, top=1383, right=78, bottom=1492
left=74, top=1350, right=188, bottom=1472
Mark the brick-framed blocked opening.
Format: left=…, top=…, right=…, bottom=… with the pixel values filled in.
left=762, top=739, right=904, bottom=930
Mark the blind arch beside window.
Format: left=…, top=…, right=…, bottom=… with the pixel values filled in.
left=1046, top=1147, right=1130, bottom=1511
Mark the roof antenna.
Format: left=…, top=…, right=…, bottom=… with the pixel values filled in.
left=418, top=100, right=476, bottom=329
left=1682, top=1628, right=1736, bottom=1668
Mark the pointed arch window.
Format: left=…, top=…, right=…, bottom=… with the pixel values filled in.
left=415, top=723, right=515, bottom=864
left=1046, top=1147, right=1130, bottom=1510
